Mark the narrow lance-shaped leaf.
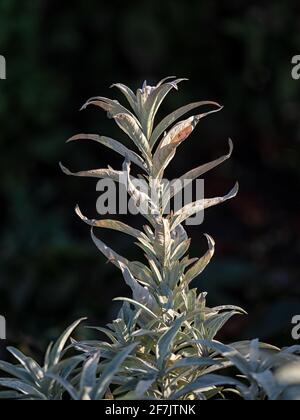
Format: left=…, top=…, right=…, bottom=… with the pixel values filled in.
left=91, top=228, right=154, bottom=287
left=182, top=234, right=215, bottom=285
left=93, top=343, right=138, bottom=400
left=114, top=113, right=152, bottom=166
left=171, top=182, right=239, bottom=230
left=113, top=298, right=159, bottom=321
left=80, top=351, right=101, bottom=395
left=153, top=108, right=222, bottom=179
left=170, top=374, right=245, bottom=400
left=163, top=139, right=234, bottom=208
left=0, top=380, right=47, bottom=400
left=67, top=134, right=146, bottom=171
left=81, top=96, right=136, bottom=121
left=76, top=205, right=145, bottom=240
left=153, top=219, right=172, bottom=266
left=123, top=159, right=161, bottom=226
left=156, top=316, right=185, bottom=371
left=111, top=83, right=138, bottom=114
left=143, top=78, right=188, bottom=139
left=119, top=262, right=158, bottom=314
left=59, top=163, right=124, bottom=183
left=150, top=101, right=222, bottom=149
left=48, top=318, right=86, bottom=367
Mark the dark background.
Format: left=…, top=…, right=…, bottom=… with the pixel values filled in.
left=1, top=0, right=300, bottom=358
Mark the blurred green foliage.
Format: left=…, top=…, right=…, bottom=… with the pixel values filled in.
left=1, top=0, right=300, bottom=357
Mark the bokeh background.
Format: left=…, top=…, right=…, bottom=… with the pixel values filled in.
left=1, top=0, right=300, bottom=358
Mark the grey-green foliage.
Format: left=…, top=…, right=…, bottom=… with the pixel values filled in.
left=1, top=78, right=300, bottom=400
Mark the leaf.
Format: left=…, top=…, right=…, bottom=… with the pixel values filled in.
left=156, top=316, right=185, bottom=371
left=0, top=379, right=46, bottom=400
left=171, top=183, right=239, bottom=229
left=81, top=96, right=135, bottom=121
left=153, top=109, right=223, bottom=179
left=171, top=239, right=191, bottom=261
left=93, top=343, right=137, bottom=400
left=111, top=83, right=138, bottom=113
left=153, top=219, right=172, bottom=265
left=80, top=351, right=100, bottom=393
left=183, top=234, right=215, bottom=285
left=45, top=373, right=79, bottom=400
left=170, top=374, right=245, bottom=400
left=119, top=263, right=158, bottom=313
left=91, top=227, right=130, bottom=268
left=76, top=206, right=144, bottom=240
left=59, top=162, right=124, bottom=183
left=195, top=340, right=251, bottom=377
left=179, top=138, right=233, bottom=182
left=165, top=139, right=234, bottom=205
left=114, top=113, right=152, bottom=163
left=143, top=78, right=188, bottom=139
left=135, top=377, right=156, bottom=398
left=0, top=391, right=22, bottom=399
left=0, top=361, right=33, bottom=383
left=251, top=371, right=281, bottom=400
left=67, top=134, right=146, bottom=170
left=150, top=101, right=221, bottom=149
left=48, top=318, right=86, bottom=367
left=113, top=298, right=158, bottom=321
left=167, top=357, right=222, bottom=373
left=7, top=348, right=44, bottom=383
left=204, top=310, right=242, bottom=341
left=123, top=160, right=160, bottom=225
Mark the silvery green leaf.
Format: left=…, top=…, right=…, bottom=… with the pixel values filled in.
left=142, top=78, right=188, bottom=139
left=0, top=379, right=47, bottom=400
left=230, top=341, right=279, bottom=359
left=114, top=298, right=158, bottom=321
left=153, top=109, right=222, bottom=179
left=80, top=351, right=100, bottom=393
left=81, top=96, right=136, bottom=121
left=135, top=377, right=156, bottom=398
left=7, top=348, right=44, bottom=384
left=0, top=361, right=33, bottom=383
left=48, top=318, right=86, bottom=367
left=156, top=316, right=185, bottom=371
left=123, top=160, right=160, bottom=225
left=0, top=391, right=22, bottom=399
left=171, top=239, right=191, bottom=261
left=165, top=139, right=234, bottom=204
left=179, top=139, right=233, bottom=183
left=114, top=113, right=152, bottom=164
left=204, top=310, right=242, bottom=341
left=59, top=162, right=124, bottom=183
left=67, top=134, right=146, bottom=170
left=76, top=206, right=145, bottom=240
left=93, top=343, right=137, bottom=400
left=91, top=227, right=130, bottom=267
left=171, top=224, right=188, bottom=247
left=170, top=374, right=245, bottom=400
left=111, top=83, right=138, bottom=114
left=196, top=340, right=251, bottom=377
left=154, top=219, right=172, bottom=265
left=171, top=183, right=239, bottom=229
left=183, top=235, right=215, bottom=285
left=119, top=263, right=158, bottom=313
left=167, top=357, right=222, bottom=373
left=45, top=373, right=79, bottom=400
left=146, top=256, right=163, bottom=284
left=150, top=101, right=221, bottom=149
left=249, top=339, right=260, bottom=371
left=251, top=371, right=281, bottom=400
